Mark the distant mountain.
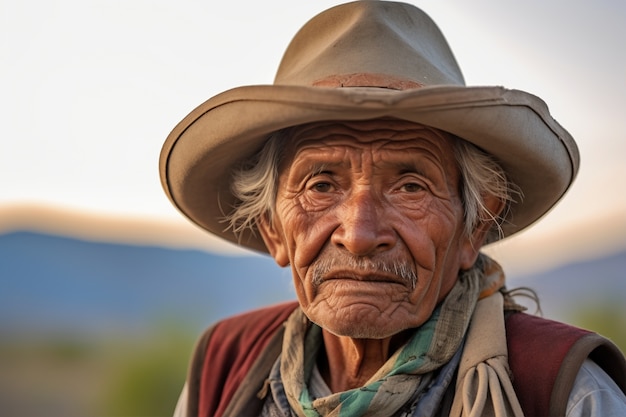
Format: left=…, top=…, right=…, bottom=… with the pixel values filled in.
left=0, top=231, right=294, bottom=337
left=1, top=231, right=624, bottom=338
left=507, top=249, right=626, bottom=323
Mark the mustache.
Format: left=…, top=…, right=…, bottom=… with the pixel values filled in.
left=310, top=254, right=418, bottom=290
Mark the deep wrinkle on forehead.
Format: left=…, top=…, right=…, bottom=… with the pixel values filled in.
left=282, top=121, right=460, bottom=191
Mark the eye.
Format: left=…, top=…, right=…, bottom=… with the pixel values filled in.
left=311, top=181, right=333, bottom=193
left=401, top=182, right=424, bottom=193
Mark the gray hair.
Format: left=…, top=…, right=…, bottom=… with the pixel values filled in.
left=226, top=128, right=521, bottom=245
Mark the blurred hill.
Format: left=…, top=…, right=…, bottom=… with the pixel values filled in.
left=1, top=230, right=624, bottom=338
left=507, top=248, right=626, bottom=323
left=0, top=231, right=294, bottom=339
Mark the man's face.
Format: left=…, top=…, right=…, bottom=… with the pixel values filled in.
left=259, top=119, right=482, bottom=339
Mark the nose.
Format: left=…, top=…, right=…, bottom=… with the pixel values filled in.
left=331, top=188, right=396, bottom=256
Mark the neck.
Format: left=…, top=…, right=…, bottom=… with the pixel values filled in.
left=318, top=329, right=412, bottom=392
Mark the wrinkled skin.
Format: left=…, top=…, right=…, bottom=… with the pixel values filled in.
left=258, top=119, right=497, bottom=391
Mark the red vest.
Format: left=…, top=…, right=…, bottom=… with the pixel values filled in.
left=185, top=301, right=626, bottom=417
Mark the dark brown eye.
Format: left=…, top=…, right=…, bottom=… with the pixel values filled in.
left=402, top=183, right=424, bottom=192
left=312, top=182, right=332, bottom=192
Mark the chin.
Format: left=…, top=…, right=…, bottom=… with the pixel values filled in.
left=303, top=298, right=425, bottom=339
left=312, top=314, right=407, bottom=340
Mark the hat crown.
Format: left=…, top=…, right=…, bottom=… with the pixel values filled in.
left=275, top=1, right=465, bottom=89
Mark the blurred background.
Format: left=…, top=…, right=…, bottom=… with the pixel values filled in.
left=1, top=1, right=624, bottom=416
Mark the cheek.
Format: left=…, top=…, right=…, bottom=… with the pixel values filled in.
left=398, top=199, right=461, bottom=264
left=276, top=199, right=338, bottom=295
left=399, top=199, right=466, bottom=301
left=284, top=217, right=335, bottom=268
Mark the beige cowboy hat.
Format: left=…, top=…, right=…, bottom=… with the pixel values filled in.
left=160, top=0, right=579, bottom=253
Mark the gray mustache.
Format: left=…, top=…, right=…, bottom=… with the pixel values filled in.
left=310, top=256, right=417, bottom=290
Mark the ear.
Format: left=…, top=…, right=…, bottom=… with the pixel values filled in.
left=257, top=215, right=290, bottom=267
left=459, top=194, right=506, bottom=270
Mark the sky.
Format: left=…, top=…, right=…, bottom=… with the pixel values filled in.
left=1, top=0, right=625, bottom=274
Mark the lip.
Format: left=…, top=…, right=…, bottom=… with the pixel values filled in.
left=320, top=269, right=409, bottom=286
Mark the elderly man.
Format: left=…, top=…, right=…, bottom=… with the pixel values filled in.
left=161, top=2, right=626, bottom=416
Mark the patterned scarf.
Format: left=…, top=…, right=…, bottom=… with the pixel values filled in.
left=277, top=263, right=482, bottom=417
left=264, top=255, right=524, bottom=417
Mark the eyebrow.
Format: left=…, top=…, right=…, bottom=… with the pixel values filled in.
left=289, top=146, right=444, bottom=180
left=291, top=157, right=341, bottom=174
left=368, top=158, right=437, bottom=182
left=298, top=153, right=432, bottom=170
left=394, top=161, right=427, bottom=175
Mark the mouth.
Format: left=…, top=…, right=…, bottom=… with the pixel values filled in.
left=322, top=270, right=407, bottom=285
left=309, top=254, right=418, bottom=290
left=313, top=267, right=417, bottom=290
left=312, top=271, right=413, bottom=302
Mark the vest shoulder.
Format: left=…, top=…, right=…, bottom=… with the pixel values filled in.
left=213, top=300, right=300, bottom=336
left=192, top=301, right=299, bottom=417
left=506, top=311, right=626, bottom=416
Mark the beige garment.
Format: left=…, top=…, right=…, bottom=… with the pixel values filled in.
left=449, top=291, right=524, bottom=417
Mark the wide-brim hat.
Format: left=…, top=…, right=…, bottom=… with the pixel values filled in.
left=160, top=0, right=579, bottom=253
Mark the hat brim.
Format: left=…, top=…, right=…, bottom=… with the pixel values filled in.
left=160, top=84, right=579, bottom=253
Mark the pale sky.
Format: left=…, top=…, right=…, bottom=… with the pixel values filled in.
left=1, top=0, right=625, bottom=274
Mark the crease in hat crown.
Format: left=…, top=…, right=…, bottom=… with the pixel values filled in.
left=274, top=1, right=465, bottom=88
left=160, top=0, right=579, bottom=254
